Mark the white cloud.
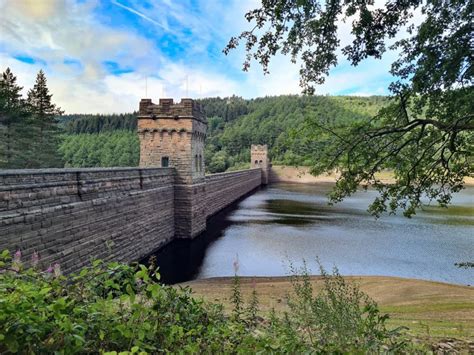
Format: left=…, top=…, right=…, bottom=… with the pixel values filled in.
left=0, top=0, right=422, bottom=114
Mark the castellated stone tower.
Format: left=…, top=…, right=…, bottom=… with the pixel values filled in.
left=138, top=98, right=206, bottom=184
left=251, top=144, right=269, bottom=184
left=138, top=98, right=207, bottom=238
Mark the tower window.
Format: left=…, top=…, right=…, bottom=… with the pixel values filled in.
left=161, top=156, right=169, bottom=167
left=195, top=154, right=198, bottom=171
left=199, top=154, right=203, bottom=171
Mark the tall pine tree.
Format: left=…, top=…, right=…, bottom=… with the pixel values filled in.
left=0, top=68, right=31, bottom=168
left=26, top=70, right=64, bottom=168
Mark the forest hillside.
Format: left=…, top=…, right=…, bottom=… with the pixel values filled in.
left=59, top=95, right=388, bottom=172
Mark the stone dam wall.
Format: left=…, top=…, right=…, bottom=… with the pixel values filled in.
left=205, top=168, right=262, bottom=217
left=0, top=167, right=261, bottom=273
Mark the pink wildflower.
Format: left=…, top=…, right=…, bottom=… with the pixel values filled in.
left=31, top=251, right=39, bottom=267
left=12, top=250, right=22, bottom=271
left=13, top=250, right=21, bottom=263
left=46, top=265, right=53, bottom=273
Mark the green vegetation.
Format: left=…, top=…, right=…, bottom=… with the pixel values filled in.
left=61, top=113, right=137, bottom=134
left=60, top=131, right=139, bottom=168
left=205, top=95, right=387, bottom=172
left=0, top=68, right=63, bottom=168
left=0, top=250, right=420, bottom=354
left=184, top=275, right=474, bottom=342
left=227, top=0, right=473, bottom=217
left=57, top=95, right=387, bottom=172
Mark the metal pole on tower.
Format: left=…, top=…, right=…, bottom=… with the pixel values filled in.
left=186, top=75, right=189, bottom=97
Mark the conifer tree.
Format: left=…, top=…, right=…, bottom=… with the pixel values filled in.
left=26, top=70, right=64, bottom=168
left=0, top=68, right=30, bottom=168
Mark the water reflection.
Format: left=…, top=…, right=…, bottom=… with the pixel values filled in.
left=146, top=183, right=474, bottom=286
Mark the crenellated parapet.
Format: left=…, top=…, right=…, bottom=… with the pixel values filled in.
left=138, top=98, right=206, bottom=123
left=137, top=98, right=207, bottom=185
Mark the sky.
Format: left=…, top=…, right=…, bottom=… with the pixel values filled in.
left=0, top=0, right=402, bottom=114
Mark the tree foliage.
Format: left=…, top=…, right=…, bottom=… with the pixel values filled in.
left=0, top=68, right=32, bottom=168
left=26, top=69, right=64, bottom=168
left=0, top=68, right=64, bottom=169
left=204, top=95, right=387, bottom=172
left=61, top=113, right=137, bottom=134
left=60, top=131, right=139, bottom=168
left=58, top=95, right=387, bottom=172
left=225, top=0, right=473, bottom=216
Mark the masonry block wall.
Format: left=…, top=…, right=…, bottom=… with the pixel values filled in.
left=0, top=168, right=175, bottom=273
left=205, top=169, right=262, bottom=217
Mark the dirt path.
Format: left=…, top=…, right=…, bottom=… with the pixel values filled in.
left=179, top=276, right=474, bottom=340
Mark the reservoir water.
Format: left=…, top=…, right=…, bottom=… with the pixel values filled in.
left=151, top=183, right=473, bottom=286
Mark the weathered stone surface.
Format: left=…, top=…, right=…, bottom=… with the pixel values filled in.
left=0, top=166, right=263, bottom=272
left=0, top=98, right=268, bottom=273
left=0, top=168, right=175, bottom=274
left=138, top=98, right=208, bottom=239
left=205, top=169, right=261, bottom=217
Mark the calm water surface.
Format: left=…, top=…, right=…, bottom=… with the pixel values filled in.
left=151, top=183, right=473, bottom=285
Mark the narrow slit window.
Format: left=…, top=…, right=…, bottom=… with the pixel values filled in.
left=161, top=156, right=169, bottom=167
left=195, top=154, right=198, bottom=171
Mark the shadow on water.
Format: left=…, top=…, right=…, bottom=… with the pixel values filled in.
left=140, top=188, right=262, bottom=285
left=265, top=199, right=331, bottom=216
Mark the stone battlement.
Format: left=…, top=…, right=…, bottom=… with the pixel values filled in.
left=251, top=144, right=268, bottom=151
left=138, top=98, right=206, bottom=122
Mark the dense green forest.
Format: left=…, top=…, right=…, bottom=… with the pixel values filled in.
left=60, top=131, right=139, bottom=168
left=61, top=113, right=137, bottom=134
left=58, top=95, right=387, bottom=172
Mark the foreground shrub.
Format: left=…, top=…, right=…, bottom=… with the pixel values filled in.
left=283, top=262, right=409, bottom=352
left=0, top=250, right=415, bottom=353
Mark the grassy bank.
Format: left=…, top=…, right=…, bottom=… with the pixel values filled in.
left=180, top=276, right=474, bottom=340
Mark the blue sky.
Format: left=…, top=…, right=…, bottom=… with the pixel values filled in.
left=0, top=0, right=399, bottom=113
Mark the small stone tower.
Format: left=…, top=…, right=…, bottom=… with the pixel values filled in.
left=251, top=144, right=269, bottom=184
left=138, top=98, right=207, bottom=238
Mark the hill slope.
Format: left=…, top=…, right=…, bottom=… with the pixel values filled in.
left=60, top=95, right=388, bottom=171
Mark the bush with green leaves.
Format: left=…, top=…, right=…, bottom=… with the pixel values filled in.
left=282, top=262, right=410, bottom=353
left=0, top=250, right=417, bottom=353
